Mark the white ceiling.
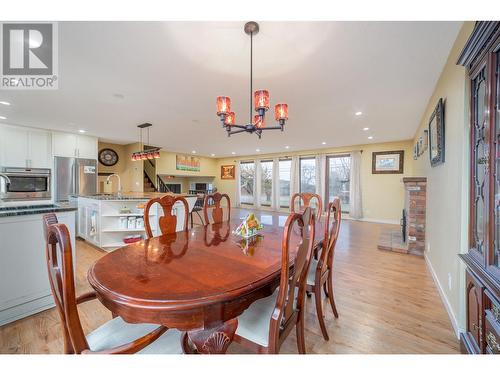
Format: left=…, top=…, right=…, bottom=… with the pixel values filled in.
left=0, top=21, right=462, bottom=157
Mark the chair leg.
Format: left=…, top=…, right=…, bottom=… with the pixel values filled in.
left=314, top=283, right=329, bottom=341
left=296, top=309, right=306, bottom=354
left=195, top=210, right=204, bottom=226
left=323, top=282, right=329, bottom=297
left=327, top=272, right=339, bottom=318
left=190, top=212, right=194, bottom=229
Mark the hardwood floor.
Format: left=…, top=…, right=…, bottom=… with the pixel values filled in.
left=0, top=220, right=459, bottom=354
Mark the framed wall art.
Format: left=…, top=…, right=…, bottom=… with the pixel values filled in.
left=429, top=98, right=445, bottom=167
left=372, top=150, right=404, bottom=174
left=221, top=165, right=235, bottom=180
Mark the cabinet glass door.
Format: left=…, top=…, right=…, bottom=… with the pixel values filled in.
left=494, top=53, right=500, bottom=270
left=471, top=67, right=488, bottom=259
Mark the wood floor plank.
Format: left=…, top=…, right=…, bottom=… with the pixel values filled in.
left=0, top=220, right=459, bottom=354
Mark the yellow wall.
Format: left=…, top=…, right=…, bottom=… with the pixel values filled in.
left=410, top=22, right=474, bottom=335
left=97, top=142, right=144, bottom=193
left=97, top=142, right=127, bottom=193
left=155, top=150, right=218, bottom=193
left=214, top=140, right=414, bottom=223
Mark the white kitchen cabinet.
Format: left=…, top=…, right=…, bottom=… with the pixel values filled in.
left=52, top=132, right=78, bottom=157
left=52, top=132, right=97, bottom=159
left=27, top=129, right=52, bottom=168
left=0, top=210, right=76, bottom=326
left=0, top=124, right=51, bottom=168
left=76, top=134, right=97, bottom=159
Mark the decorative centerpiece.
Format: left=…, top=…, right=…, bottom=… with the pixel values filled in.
left=233, top=213, right=263, bottom=239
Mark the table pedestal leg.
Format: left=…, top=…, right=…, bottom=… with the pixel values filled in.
left=182, top=318, right=238, bottom=354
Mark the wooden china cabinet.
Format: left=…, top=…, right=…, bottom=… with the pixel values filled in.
left=458, top=21, right=500, bottom=354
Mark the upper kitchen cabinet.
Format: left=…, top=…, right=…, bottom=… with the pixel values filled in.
left=52, top=132, right=97, bottom=159
left=0, top=125, right=51, bottom=169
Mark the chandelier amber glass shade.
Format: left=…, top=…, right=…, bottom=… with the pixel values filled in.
left=225, top=112, right=235, bottom=126
left=254, top=90, right=270, bottom=111
left=216, top=96, right=231, bottom=115
left=274, top=103, right=288, bottom=121
left=253, top=114, right=265, bottom=129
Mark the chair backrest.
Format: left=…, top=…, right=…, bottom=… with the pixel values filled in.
left=43, top=218, right=89, bottom=354
left=203, top=192, right=231, bottom=224
left=319, top=197, right=342, bottom=275
left=269, top=207, right=315, bottom=351
left=144, top=195, right=190, bottom=238
left=290, top=192, right=323, bottom=222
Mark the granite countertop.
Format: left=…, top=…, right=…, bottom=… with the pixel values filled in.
left=0, top=203, right=78, bottom=218
left=76, top=192, right=197, bottom=200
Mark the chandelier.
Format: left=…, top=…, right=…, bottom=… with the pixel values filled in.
left=216, top=21, right=289, bottom=139
left=131, top=123, right=161, bottom=161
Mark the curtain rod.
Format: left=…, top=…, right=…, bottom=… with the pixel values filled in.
left=236, top=149, right=363, bottom=163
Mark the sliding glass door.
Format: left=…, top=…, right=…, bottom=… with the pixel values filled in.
left=260, top=160, right=273, bottom=206
left=326, top=155, right=351, bottom=212
left=240, top=162, right=255, bottom=205
left=279, top=159, right=291, bottom=207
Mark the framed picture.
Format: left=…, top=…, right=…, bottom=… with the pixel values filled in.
left=429, top=98, right=445, bottom=167
left=176, top=155, right=201, bottom=172
left=372, top=150, right=404, bottom=174
left=221, top=165, right=235, bottom=180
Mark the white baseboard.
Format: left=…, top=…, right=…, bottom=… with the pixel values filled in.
left=424, top=253, right=461, bottom=339
left=353, top=217, right=400, bottom=225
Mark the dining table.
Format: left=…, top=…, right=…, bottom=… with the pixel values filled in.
left=87, top=208, right=324, bottom=354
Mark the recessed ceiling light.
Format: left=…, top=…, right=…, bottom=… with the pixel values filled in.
left=231, top=152, right=236, bottom=155
left=192, top=150, right=196, bottom=154
left=322, top=142, right=326, bottom=145
left=256, top=148, right=260, bottom=152
left=363, top=127, right=370, bottom=131
left=0, top=116, right=6, bottom=120
left=285, top=145, right=290, bottom=149
left=0, top=101, right=11, bottom=106
left=210, top=153, right=215, bottom=157
left=355, top=111, right=363, bottom=116
left=368, top=136, right=374, bottom=140
left=78, top=129, right=86, bottom=133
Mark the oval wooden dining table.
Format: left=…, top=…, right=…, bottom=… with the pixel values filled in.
left=87, top=208, right=323, bottom=354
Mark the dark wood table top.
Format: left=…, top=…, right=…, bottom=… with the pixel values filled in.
left=87, top=208, right=324, bottom=331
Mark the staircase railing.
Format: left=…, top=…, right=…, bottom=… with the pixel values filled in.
left=157, top=175, right=171, bottom=193
left=144, top=158, right=157, bottom=190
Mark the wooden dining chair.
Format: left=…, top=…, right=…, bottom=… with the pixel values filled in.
left=233, top=207, right=316, bottom=354
left=203, top=192, right=231, bottom=224
left=290, top=192, right=323, bottom=222
left=42, top=216, right=183, bottom=354
left=144, top=194, right=190, bottom=238
left=304, top=197, right=341, bottom=340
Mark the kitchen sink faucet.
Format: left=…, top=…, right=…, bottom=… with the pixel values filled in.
left=106, top=174, right=122, bottom=197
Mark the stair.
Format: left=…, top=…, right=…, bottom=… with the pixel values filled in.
left=143, top=176, right=156, bottom=192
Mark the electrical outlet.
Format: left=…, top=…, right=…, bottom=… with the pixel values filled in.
left=426, top=242, right=431, bottom=253
left=448, top=273, right=452, bottom=291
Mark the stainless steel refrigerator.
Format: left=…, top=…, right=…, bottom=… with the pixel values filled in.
left=54, top=157, right=97, bottom=202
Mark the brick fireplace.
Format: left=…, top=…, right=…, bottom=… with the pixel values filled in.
left=377, top=177, right=427, bottom=256
left=403, top=177, right=427, bottom=256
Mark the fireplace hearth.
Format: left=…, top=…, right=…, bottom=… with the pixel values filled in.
left=378, top=177, right=427, bottom=256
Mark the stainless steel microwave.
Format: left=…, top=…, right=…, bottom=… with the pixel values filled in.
left=0, top=167, right=51, bottom=201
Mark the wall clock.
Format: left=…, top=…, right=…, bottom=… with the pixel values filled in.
left=99, top=148, right=119, bottom=167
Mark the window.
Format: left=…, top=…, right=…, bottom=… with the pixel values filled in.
left=279, top=159, right=291, bottom=207
left=326, top=155, right=351, bottom=212
left=300, top=157, right=316, bottom=194
left=260, top=160, right=273, bottom=206
left=240, top=162, right=255, bottom=204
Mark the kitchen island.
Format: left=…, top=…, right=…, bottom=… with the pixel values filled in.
left=76, top=192, right=198, bottom=251
left=0, top=204, right=77, bottom=326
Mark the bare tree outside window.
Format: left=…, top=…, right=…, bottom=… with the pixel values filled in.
left=279, top=159, right=291, bottom=207
left=260, top=161, right=273, bottom=206
left=327, top=155, right=351, bottom=212
left=240, top=162, right=255, bottom=204
left=300, top=158, right=316, bottom=193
